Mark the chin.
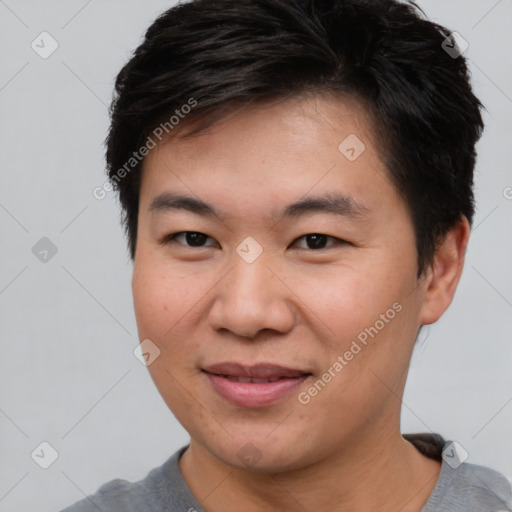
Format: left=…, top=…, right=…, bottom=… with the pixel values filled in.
left=200, top=432, right=319, bottom=474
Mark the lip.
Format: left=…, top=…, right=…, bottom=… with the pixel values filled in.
left=203, top=362, right=309, bottom=379
left=202, top=362, right=312, bottom=408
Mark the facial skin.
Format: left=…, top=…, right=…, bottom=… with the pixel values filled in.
left=132, top=94, right=469, bottom=512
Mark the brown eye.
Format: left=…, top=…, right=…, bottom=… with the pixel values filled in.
left=292, top=234, right=343, bottom=250
left=164, top=231, right=217, bottom=248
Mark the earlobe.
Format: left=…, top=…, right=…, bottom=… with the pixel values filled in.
left=419, top=216, right=470, bottom=325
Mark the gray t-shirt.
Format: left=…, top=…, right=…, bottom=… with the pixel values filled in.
left=59, top=433, right=512, bottom=512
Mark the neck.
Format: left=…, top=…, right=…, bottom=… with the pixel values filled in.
left=179, top=423, right=441, bottom=512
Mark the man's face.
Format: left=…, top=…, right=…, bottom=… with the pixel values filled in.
left=132, top=94, right=430, bottom=471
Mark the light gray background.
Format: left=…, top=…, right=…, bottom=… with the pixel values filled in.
left=0, top=1, right=511, bottom=511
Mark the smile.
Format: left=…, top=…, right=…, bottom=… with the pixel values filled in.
left=202, top=362, right=312, bottom=408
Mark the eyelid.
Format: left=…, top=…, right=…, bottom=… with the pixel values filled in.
left=291, top=234, right=343, bottom=250
left=162, top=231, right=346, bottom=250
left=161, top=231, right=218, bottom=247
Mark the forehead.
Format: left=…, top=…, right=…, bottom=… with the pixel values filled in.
left=139, top=93, right=398, bottom=225
left=162, top=93, right=377, bottom=160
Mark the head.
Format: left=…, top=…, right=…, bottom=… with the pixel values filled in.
left=106, top=0, right=483, bottom=471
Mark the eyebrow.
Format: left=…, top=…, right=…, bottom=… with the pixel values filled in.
left=148, top=191, right=369, bottom=222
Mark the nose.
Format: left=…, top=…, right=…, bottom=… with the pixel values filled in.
left=208, top=252, right=296, bottom=340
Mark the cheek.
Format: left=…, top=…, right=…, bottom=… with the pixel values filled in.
left=289, top=264, right=417, bottom=410
left=132, top=269, right=167, bottom=340
left=132, top=259, right=207, bottom=420
left=287, top=263, right=399, bottom=342
left=131, top=257, right=211, bottom=387
left=132, top=257, right=199, bottom=340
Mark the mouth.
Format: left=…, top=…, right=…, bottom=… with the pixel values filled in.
left=202, top=362, right=312, bottom=408
left=213, top=375, right=297, bottom=383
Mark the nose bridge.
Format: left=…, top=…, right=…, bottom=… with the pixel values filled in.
left=229, top=247, right=276, bottom=313
left=208, top=245, right=294, bottom=338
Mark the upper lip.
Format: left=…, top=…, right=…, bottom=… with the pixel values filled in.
left=202, top=362, right=311, bottom=379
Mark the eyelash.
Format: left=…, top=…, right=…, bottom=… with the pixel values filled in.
left=161, top=231, right=347, bottom=250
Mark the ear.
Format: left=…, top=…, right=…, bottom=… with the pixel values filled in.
left=419, top=216, right=470, bottom=326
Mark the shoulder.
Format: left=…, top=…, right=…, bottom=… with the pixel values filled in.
left=58, top=446, right=191, bottom=512
left=446, top=461, right=512, bottom=509
left=429, top=442, right=512, bottom=510
left=404, top=433, right=512, bottom=511
left=439, top=440, right=512, bottom=510
left=59, top=477, right=147, bottom=512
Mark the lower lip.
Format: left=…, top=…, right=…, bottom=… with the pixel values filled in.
left=204, top=372, right=310, bottom=408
